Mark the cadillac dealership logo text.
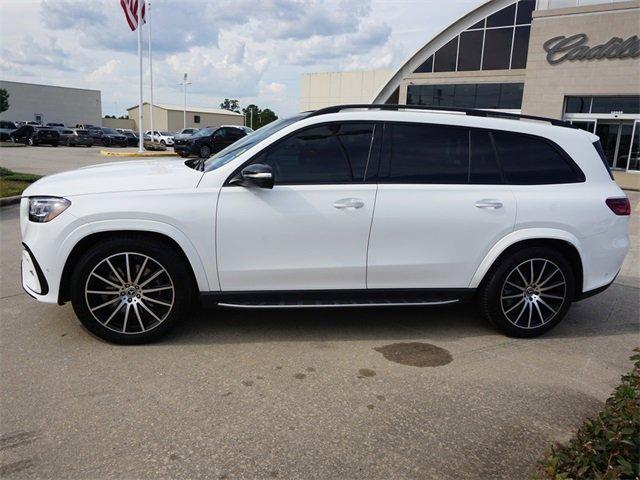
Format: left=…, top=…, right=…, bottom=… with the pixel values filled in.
left=543, top=34, right=640, bottom=65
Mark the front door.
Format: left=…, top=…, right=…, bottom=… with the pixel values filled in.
left=216, top=122, right=378, bottom=291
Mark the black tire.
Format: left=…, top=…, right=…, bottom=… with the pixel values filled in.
left=478, top=246, right=575, bottom=338
left=66, top=138, right=72, bottom=147
left=70, top=236, right=193, bottom=344
left=28, top=137, right=35, bottom=146
left=103, top=138, right=110, bottom=147
left=199, top=145, right=211, bottom=158
left=161, top=140, right=166, bottom=146
left=52, top=142, right=58, bottom=147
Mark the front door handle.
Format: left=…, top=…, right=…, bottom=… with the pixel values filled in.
left=475, top=199, right=503, bottom=209
left=333, top=198, right=365, bottom=209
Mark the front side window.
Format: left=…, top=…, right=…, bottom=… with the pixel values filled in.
left=492, top=132, right=582, bottom=184
left=384, top=123, right=468, bottom=184
left=256, top=123, right=375, bottom=185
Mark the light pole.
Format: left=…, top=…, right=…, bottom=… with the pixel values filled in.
left=178, top=73, right=191, bottom=130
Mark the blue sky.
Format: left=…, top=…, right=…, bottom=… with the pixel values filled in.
left=0, top=0, right=483, bottom=117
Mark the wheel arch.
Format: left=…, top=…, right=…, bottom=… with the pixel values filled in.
left=58, top=229, right=207, bottom=305
left=471, top=230, right=584, bottom=298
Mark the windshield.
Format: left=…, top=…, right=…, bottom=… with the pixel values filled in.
left=193, top=127, right=215, bottom=138
left=204, top=114, right=308, bottom=172
left=160, top=131, right=172, bottom=136
left=103, top=128, right=119, bottom=135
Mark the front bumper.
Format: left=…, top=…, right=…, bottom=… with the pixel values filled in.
left=174, top=144, right=196, bottom=155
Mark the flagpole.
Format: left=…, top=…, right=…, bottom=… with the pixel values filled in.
left=147, top=1, right=154, bottom=139
left=137, top=0, right=144, bottom=152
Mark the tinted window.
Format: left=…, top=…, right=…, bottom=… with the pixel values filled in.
left=565, top=96, right=591, bottom=113
left=386, top=124, right=468, bottom=184
left=486, top=4, right=516, bottom=27
left=458, top=30, right=483, bottom=71
left=499, top=83, right=524, bottom=109
left=434, top=37, right=458, bottom=72
left=415, top=55, right=433, bottom=73
left=493, top=132, right=581, bottom=184
left=516, top=0, right=535, bottom=24
left=476, top=84, right=502, bottom=109
left=483, top=28, right=513, bottom=70
left=259, top=123, right=374, bottom=184
left=470, top=130, right=502, bottom=184
left=511, top=26, right=530, bottom=69
left=591, top=96, right=640, bottom=114
left=453, top=84, right=477, bottom=108
left=468, top=19, right=485, bottom=30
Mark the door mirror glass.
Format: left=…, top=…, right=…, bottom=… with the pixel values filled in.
left=238, top=163, right=274, bottom=189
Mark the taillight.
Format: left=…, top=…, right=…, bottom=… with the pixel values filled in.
left=606, top=197, right=631, bottom=216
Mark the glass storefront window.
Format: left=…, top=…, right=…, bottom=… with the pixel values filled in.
left=511, top=26, right=530, bottom=69
left=591, top=97, right=640, bottom=114
left=629, top=123, right=639, bottom=171
left=571, top=121, right=595, bottom=133
left=415, top=55, right=433, bottom=73
left=407, top=83, right=524, bottom=110
left=487, top=3, right=516, bottom=27
left=565, top=97, right=592, bottom=113
left=516, top=0, right=535, bottom=24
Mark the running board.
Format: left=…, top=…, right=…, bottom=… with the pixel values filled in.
left=218, top=299, right=459, bottom=309
left=200, top=289, right=473, bottom=309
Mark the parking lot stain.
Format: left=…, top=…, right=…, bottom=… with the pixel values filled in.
left=0, top=459, right=34, bottom=476
left=293, top=373, right=306, bottom=380
left=374, top=342, right=453, bottom=367
left=305, top=367, right=316, bottom=373
left=366, top=404, right=375, bottom=410
left=256, top=376, right=264, bottom=380
left=241, top=380, right=254, bottom=387
left=221, top=391, right=233, bottom=397
left=358, top=368, right=376, bottom=378
left=376, top=395, right=385, bottom=401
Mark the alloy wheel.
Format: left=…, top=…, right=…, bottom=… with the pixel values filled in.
left=84, top=252, right=175, bottom=335
left=500, top=258, right=567, bottom=329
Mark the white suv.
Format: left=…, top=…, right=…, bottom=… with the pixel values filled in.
left=20, top=105, right=630, bottom=344
left=145, top=130, right=174, bottom=146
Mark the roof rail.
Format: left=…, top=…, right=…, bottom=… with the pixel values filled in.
left=307, top=104, right=577, bottom=129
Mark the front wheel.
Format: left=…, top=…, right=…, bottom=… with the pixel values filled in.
left=478, top=246, right=575, bottom=338
left=199, top=145, right=211, bottom=158
left=70, top=236, right=193, bottom=344
left=28, top=137, right=36, bottom=146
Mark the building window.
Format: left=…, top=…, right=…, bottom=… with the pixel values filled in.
left=194, top=115, right=201, bottom=123
left=407, top=83, right=524, bottom=110
left=564, top=96, right=640, bottom=114
left=413, top=0, right=532, bottom=74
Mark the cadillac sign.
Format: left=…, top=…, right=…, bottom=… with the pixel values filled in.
left=543, top=34, right=640, bottom=65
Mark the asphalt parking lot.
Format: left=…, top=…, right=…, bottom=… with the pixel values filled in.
left=1, top=147, right=639, bottom=479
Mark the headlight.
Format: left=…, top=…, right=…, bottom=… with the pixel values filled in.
left=28, top=197, right=71, bottom=223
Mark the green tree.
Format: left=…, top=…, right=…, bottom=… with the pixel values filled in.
left=242, top=104, right=278, bottom=129
left=259, top=108, right=278, bottom=128
left=220, top=98, right=240, bottom=113
left=0, top=89, right=9, bottom=114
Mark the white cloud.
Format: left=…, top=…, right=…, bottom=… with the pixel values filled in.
left=85, top=59, right=121, bottom=82
left=259, top=81, right=287, bottom=96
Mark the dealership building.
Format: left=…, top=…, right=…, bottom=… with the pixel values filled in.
left=301, top=0, right=639, bottom=172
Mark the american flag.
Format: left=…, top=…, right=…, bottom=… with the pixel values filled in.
left=120, top=0, right=146, bottom=31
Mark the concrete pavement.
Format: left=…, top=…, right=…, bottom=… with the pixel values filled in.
left=0, top=154, right=638, bottom=479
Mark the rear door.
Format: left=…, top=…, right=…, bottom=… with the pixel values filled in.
left=367, top=123, right=516, bottom=289
left=216, top=122, right=379, bottom=291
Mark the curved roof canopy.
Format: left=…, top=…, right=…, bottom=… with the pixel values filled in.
left=373, top=0, right=534, bottom=103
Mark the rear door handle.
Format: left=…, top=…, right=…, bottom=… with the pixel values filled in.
left=333, top=198, right=365, bottom=209
left=475, top=199, right=503, bottom=209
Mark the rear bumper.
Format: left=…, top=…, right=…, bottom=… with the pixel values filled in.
left=575, top=274, right=617, bottom=301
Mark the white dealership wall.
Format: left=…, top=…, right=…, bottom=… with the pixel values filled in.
left=0, top=80, right=102, bottom=126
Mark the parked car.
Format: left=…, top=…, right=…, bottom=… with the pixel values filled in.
left=100, top=128, right=128, bottom=147
left=145, top=130, right=175, bottom=146
left=11, top=125, right=60, bottom=146
left=55, top=128, right=75, bottom=144
left=173, top=125, right=249, bottom=158
left=86, top=127, right=104, bottom=144
left=63, top=129, right=94, bottom=147
left=174, top=128, right=199, bottom=141
left=19, top=105, right=630, bottom=344
left=117, top=129, right=140, bottom=147
left=0, top=120, right=16, bottom=141
left=46, top=123, right=65, bottom=128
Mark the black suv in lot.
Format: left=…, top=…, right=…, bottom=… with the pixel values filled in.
left=10, top=125, right=60, bottom=146
left=174, top=125, right=253, bottom=158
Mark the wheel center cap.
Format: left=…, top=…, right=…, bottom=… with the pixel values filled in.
left=127, top=287, right=137, bottom=296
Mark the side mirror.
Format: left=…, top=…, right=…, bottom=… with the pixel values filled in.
left=237, top=163, right=274, bottom=189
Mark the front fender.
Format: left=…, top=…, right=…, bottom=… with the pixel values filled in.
left=468, top=228, right=583, bottom=288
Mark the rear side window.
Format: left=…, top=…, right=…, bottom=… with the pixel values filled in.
left=492, top=132, right=582, bottom=185
left=385, top=123, right=468, bottom=183
left=258, top=123, right=375, bottom=184
left=592, top=140, right=614, bottom=180
left=469, top=130, right=502, bottom=184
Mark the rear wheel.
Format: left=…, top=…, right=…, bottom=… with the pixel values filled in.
left=479, top=246, right=575, bottom=337
left=70, top=236, right=193, bottom=344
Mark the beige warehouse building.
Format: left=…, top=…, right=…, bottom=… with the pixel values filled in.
left=127, top=103, right=244, bottom=132
left=302, top=0, right=640, bottom=172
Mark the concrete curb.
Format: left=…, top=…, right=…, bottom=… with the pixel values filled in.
left=0, top=196, right=21, bottom=207
left=0, top=143, right=26, bottom=148
left=100, top=149, right=177, bottom=157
